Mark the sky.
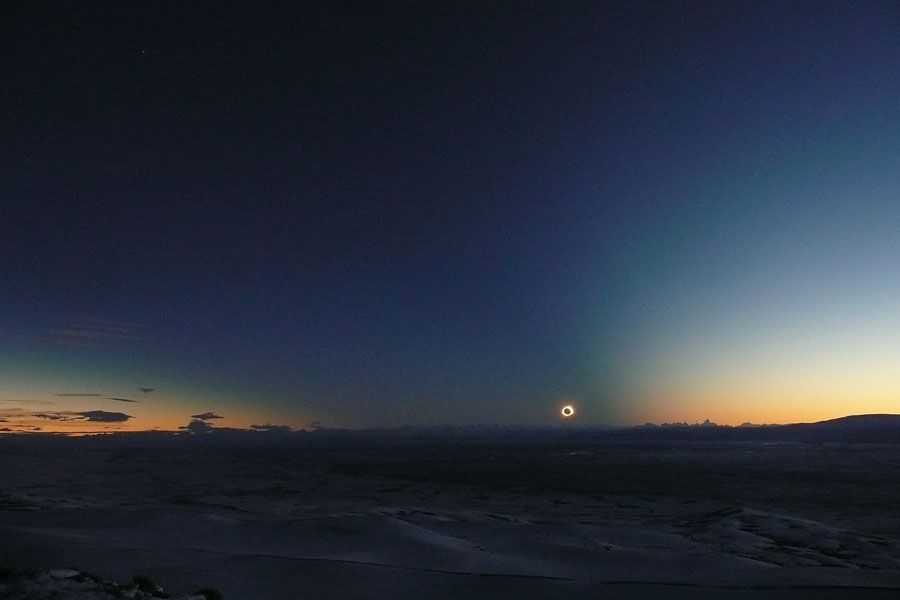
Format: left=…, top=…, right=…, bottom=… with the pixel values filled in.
left=2, top=1, right=900, bottom=433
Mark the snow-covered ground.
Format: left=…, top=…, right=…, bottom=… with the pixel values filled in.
left=1, top=439, right=898, bottom=599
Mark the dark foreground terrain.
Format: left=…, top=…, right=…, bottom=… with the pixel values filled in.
left=1, top=433, right=898, bottom=599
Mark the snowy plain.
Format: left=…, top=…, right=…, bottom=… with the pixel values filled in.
left=1, top=434, right=899, bottom=599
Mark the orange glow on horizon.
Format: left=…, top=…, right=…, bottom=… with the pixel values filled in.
left=0, top=400, right=310, bottom=435
left=625, top=386, right=900, bottom=426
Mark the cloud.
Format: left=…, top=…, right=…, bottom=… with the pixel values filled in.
left=250, top=423, right=292, bottom=432
left=34, top=413, right=66, bottom=420
left=0, top=418, right=7, bottom=422
left=0, top=427, right=11, bottom=432
left=0, top=399, right=55, bottom=405
left=77, top=411, right=132, bottom=423
left=29, top=410, right=133, bottom=422
left=43, top=316, right=151, bottom=347
left=190, top=412, right=223, bottom=421
left=56, top=393, right=139, bottom=403
left=180, top=419, right=215, bottom=433
left=138, top=388, right=155, bottom=394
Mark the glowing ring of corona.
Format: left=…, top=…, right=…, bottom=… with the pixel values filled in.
left=561, top=405, right=575, bottom=417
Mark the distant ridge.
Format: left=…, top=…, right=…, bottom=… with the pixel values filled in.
left=805, top=413, right=900, bottom=427
left=781, top=413, right=900, bottom=441
left=1, top=414, right=898, bottom=446
left=621, top=413, right=900, bottom=443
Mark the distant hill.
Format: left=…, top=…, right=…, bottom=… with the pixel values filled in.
left=617, top=414, right=900, bottom=443
left=775, top=414, right=900, bottom=442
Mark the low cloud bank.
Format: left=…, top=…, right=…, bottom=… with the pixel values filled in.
left=181, top=419, right=216, bottom=433
left=179, top=414, right=292, bottom=434
left=250, top=423, right=292, bottom=432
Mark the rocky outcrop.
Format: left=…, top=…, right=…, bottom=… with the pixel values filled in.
left=0, top=568, right=221, bottom=599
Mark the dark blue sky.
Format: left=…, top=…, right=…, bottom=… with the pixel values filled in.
left=2, top=2, right=899, bottom=430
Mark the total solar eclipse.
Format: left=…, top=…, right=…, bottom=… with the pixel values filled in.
left=561, top=405, right=575, bottom=418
